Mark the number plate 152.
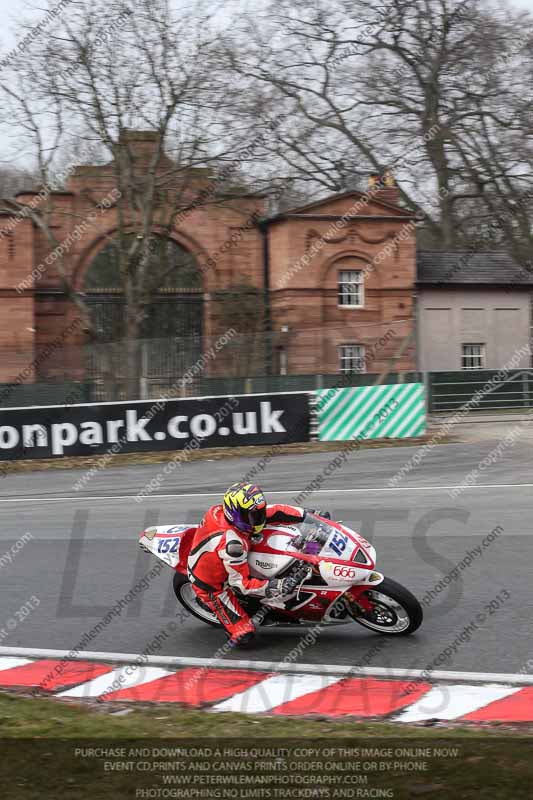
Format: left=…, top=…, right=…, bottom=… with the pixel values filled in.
left=157, top=537, right=180, bottom=554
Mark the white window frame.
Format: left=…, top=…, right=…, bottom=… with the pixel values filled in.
left=462, top=343, right=485, bottom=370
left=339, top=344, right=366, bottom=374
left=338, top=270, right=364, bottom=308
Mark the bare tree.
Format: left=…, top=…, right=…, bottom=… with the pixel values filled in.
left=0, top=0, right=263, bottom=397
left=226, top=0, right=533, bottom=253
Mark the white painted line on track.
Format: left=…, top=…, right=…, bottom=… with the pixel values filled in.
left=395, top=684, right=521, bottom=723
left=0, top=657, right=33, bottom=671
left=1, top=646, right=533, bottom=685
left=58, top=665, right=173, bottom=698
left=212, top=673, right=342, bottom=714
left=1, top=483, right=533, bottom=503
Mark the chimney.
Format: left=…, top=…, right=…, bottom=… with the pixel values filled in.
left=368, top=168, right=401, bottom=206
left=119, top=129, right=162, bottom=163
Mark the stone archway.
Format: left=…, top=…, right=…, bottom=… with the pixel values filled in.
left=83, top=234, right=203, bottom=399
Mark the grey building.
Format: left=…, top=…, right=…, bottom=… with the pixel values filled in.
left=416, top=252, right=533, bottom=371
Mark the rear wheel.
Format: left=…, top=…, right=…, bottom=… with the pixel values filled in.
left=352, top=577, right=423, bottom=636
left=173, top=573, right=222, bottom=628
left=173, top=574, right=275, bottom=628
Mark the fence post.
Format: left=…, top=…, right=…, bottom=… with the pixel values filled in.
left=309, top=392, right=319, bottom=441
left=423, top=371, right=431, bottom=414
left=523, top=371, right=530, bottom=408
left=140, top=342, right=149, bottom=400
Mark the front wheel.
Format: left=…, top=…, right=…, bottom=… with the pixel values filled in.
left=351, top=577, right=423, bottom=636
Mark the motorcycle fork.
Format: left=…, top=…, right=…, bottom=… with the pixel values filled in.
left=345, top=586, right=375, bottom=617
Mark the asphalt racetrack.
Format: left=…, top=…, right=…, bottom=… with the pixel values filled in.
left=1, top=436, right=531, bottom=675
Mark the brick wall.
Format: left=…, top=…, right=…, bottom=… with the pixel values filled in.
left=268, top=192, right=417, bottom=374
left=0, top=142, right=418, bottom=383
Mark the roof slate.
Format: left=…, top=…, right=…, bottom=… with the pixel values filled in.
left=417, top=250, right=533, bottom=286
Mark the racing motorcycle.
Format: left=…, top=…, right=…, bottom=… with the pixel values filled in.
left=138, top=513, right=423, bottom=635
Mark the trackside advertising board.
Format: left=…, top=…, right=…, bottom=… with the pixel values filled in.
left=315, top=383, right=426, bottom=441
left=0, top=392, right=310, bottom=461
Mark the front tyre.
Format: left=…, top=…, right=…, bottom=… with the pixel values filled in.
left=352, top=577, right=423, bottom=636
left=173, top=572, right=222, bottom=628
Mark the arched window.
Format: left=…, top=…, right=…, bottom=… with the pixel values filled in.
left=83, top=234, right=203, bottom=341
left=83, top=235, right=204, bottom=398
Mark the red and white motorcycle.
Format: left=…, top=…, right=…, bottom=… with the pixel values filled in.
left=139, top=513, right=423, bottom=635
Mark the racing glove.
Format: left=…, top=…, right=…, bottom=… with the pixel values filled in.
left=265, top=564, right=310, bottom=598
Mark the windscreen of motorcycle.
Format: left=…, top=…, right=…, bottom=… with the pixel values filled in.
left=249, top=531, right=297, bottom=578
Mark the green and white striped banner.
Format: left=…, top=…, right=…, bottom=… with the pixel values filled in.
left=315, top=383, right=426, bottom=441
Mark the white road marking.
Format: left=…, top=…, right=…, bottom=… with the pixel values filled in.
left=212, top=673, right=342, bottom=714
left=1, top=646, right=533, bottom=685
left=0, top=657, right=33, bottom=671
left=57, top=665, right=173, bottom=698
left=1, top=483, right=533, bottom=503
left=395, top=683, right=521, bottom=722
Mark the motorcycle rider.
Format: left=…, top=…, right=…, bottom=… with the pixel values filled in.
left=187, top=482, right=329, bottom=647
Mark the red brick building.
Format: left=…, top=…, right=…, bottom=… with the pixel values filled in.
left=0, top=132, right=418, bottom=388
left=267, top=187, right=417, bottom=375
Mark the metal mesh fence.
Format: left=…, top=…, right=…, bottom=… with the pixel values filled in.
left=429, top=369, right=533, bottom=412
left=0, top=321, right=417, bottom=407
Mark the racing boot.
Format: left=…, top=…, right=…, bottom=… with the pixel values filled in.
left=226, top=617, right=256, bottom=648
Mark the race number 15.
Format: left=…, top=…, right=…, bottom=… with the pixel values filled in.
left=329, top=532, right=348, bottom=557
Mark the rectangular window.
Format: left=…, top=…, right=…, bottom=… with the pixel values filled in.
left=338, top=270, right=364, bottom=307
left=339, top=344, right=366, bottom=373
left=462, top=343, right=485, bottom=370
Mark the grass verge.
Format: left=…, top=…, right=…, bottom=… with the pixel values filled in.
left=0, top=692, right=531, bottom=799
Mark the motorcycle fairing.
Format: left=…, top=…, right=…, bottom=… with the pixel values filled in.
left=251, top=519, right=376, bottom=576
left=139, top=517, right=379, bottom=597
left=139, top=525, right=197, bottom=572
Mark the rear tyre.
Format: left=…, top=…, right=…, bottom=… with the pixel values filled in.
left=352, top=577, right=423, bottom=636
left=172, top=572, right=222, bottom=628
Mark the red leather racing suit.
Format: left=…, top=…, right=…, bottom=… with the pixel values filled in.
left=187, top=503, right=305, bottom=640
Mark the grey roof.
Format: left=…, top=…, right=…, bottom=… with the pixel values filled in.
left=417, top=250, right=533, bottom=286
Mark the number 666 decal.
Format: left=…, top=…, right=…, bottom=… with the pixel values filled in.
left=332, top=564, right=356, bottom=580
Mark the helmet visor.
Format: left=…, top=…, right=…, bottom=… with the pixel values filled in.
left=248, top=505, right=266, bottom=533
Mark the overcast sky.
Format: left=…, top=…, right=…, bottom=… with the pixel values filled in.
left=0, top=0, right=532, bottom=168
left=0, top=0, right=531, bottom=75
left=1, top=0, right=532, bottom=52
